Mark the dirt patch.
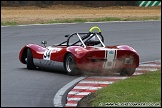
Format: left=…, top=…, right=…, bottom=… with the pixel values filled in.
left=77, top=92, right=96, bottom=107
left=1, top=5, right=161, bottom=24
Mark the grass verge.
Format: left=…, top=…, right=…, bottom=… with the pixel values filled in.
left=78, top=70, right=161, bottom=107
left=1, top=21, right=17, bottom=26
left=1, top=16, right=160, bottom=26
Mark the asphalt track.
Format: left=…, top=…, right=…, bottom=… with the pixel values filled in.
left=1, top=21, right=161, bottom=107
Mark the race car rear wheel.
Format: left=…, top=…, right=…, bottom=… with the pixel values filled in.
left=120, top=68, right=136, bottom=76
left=27, top=48, right=36, bottom=69
left=65, top=53, right=81, bottom=76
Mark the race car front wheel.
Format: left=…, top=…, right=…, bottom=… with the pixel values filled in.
left=65, top=53, right=81, bottom=76
left=27, top=48, right=36, bottom=69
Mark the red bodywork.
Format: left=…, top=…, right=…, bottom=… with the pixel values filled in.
left=19, top=44, right=139, bottom=72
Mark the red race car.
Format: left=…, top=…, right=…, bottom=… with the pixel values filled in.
left=19, top=26, right=139, bottom=76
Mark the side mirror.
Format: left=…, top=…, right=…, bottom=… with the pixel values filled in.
left=65, top=34, right=69, bottom=37
left=41, top=41, right=47, bottom=47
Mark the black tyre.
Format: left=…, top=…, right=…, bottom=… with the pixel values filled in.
left=65, top=53, right=81, bottom=76
left=27, top=48, right=36, bottom=69
left=120, top=68, right=136, bottom=76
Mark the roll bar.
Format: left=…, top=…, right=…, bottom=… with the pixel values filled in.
left=58, top=26, right=105, bottom=47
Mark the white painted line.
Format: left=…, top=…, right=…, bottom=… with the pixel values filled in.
left=68, top=91, right=80, bottom=94
left=79, top=80, right=114, bottom=84
left=85, top=22, right=108, bottom=23
left=1, top=23, right=77, bottom=27
left=133, top=72, right=143, bottom=75
left=75, top=92, right=91, bottom=96
left=53, top=77, right=85, bottom=107
left=68, top=91, right=91, bottom=95
left=73, top=86, right=102, bottom=90
left=136, top=68, right=158, bottom=71
left=85, top=20, right=161, bottom=23
left=88, top=76, right=128, bottom=79
left=1, top=20, right=161, bottom=28
left=65, top=103, right=77, bottom=106
left=139, top=60, right=161, bottom=64
left=67, top=98, right=82, bottom=101
left=139, top=64, right=161, bottom=66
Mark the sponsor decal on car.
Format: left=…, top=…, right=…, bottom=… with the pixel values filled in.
left=103, top=50, right=117, bottom=69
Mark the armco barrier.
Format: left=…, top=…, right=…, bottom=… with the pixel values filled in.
left=138, top=1, right=161, bottom=7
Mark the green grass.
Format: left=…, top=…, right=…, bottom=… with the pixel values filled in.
left=79, top=70, right=161, bottom=107
left=1, top=21, right=17, bottom=26
left=1, top=16, right=160, bottom=26
left=46, top=17, right=121, bottom=24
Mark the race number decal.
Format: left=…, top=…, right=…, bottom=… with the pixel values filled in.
left=43, top=48, right=52, bottom=60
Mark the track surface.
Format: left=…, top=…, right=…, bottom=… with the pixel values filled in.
left=1, top=21, right=161, bottom=107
